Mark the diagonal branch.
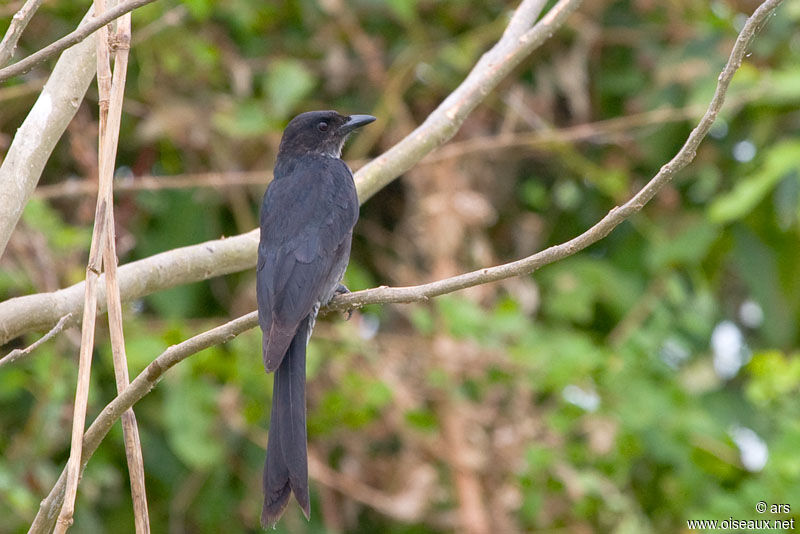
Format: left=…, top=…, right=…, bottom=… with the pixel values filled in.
left=0, top=313, right=70, bottom=367
left=25, top=1, right=786, bottom=529
left=0, top=0, right=582, bottom=345
left=0, top=0, right=159, bottom=83
left=355, top=0, right=582, bottom=202
left=0, top=13, right=96, bottom=259
left=0, top=0, right=44, bottom=67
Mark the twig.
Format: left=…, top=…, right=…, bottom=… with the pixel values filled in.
left=0, top=313, right=71, bottom=367
left=0, top=0, right=582, bottom=344
left=30, top=88, right=766, bottom=202
left=0, top=0, right=44, bottom=67
left=30, top=106, right=699, bottom=201
left=35, top=170, right=268, bottom=199
left=424, top=105, right=703, bottom=164
left=0, top=0, right=159, bottom=83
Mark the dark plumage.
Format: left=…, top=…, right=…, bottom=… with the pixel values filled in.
left=257, top=110, right=375, bottom=526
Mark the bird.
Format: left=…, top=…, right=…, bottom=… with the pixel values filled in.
left=257, top=110, right=376, bottom=526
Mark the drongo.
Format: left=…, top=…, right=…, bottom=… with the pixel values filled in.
left=257, top=110, right=376, bottom=526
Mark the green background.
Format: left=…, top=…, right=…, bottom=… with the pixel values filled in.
left=1, top=1, right=799, bottom=532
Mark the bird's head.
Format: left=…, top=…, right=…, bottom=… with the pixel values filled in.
left=277, top=110, right=376, bottom=159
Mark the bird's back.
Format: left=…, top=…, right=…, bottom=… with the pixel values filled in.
left=257, top=154, right=358, bottom=371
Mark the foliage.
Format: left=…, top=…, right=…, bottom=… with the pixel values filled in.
left=1, top=1, right=799, bottom=533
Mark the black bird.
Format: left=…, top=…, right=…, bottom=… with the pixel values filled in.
left=257, top=110, right=375, bottom=526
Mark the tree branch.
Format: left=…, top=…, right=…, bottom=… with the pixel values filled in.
left=0, top=0, right=160, bottom=83
left=0, top=313, right=70, bottom=368
left=0, top=0, right=44, bottom=67
left=0, top=0, right=582, bottom=345
left=0, top=230, right=260, bottom=345
left=355, top=0, right=582, bottom=202
left=35, top=170, right=269, bottom=200
left=0, top=12, right=96, bottom=259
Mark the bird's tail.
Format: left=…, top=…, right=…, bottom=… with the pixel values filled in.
left=262, top=317, right=310, bottom=527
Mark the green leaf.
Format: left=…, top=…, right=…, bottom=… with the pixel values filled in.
left=164, top=378, right=224, bottom=469
left=709, top=140, right=800, bottom=223
left=183, top=0, right=214, bottom=20
left=539, top=257, right=641, bottom=324
left=212, top=99, right=274, bottom=138
left=646, top=218, right=719, bottom=270
left=385, top=0, right=417, bottom=23
left=264, top=59, right=316, bottom=119
left=746, top=350, right=800, bottom=406
left=762, top=68, right=800, bottom=104
left=404, top=408, right=438, bottom=432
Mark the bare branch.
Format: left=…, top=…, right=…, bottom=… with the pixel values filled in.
left=0, top=230, right=260, bottom=346
left=0, top=0, right=581, bottom=345
left=0, top=0, right=44, bottom=67
left=0, top=313, right=70, bottom=367
left=97, top=11, right=151, bottom=532
left=0, top=0, right=160, bottom=83
left=0, top=16, right=96, bottom=258
left=35, top=170, right=269, bottom=199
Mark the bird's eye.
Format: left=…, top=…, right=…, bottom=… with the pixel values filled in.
left=317, top=121, right=329, bottom=132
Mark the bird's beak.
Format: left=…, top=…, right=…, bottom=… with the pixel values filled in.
left=342, top=114, right=376, bottom=133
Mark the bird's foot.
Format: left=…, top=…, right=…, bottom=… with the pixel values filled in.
left=334, top=283, right=350, bottom=295
left=334, top=284, right=354, bottom=320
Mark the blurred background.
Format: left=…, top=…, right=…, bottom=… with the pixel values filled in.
left=1, top=0, right=799, bottom=532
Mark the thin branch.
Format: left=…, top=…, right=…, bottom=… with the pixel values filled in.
left=35, top=170, right=268, bottom=200
left=0, top=0, right=44, bottom=67
left=0, top=0, right=582, bottom=345
left=55, top=199, right=104, bottom=533
left=0, top=0, right=159, bottom=83
left=0, top=230, right=260, bottom=346
left=0, top=313, right=71, bottom=368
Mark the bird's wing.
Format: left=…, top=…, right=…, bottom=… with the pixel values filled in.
left=257, top=157, right=358, bottom=372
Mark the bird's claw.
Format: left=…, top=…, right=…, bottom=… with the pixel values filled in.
left=334, top=284, right=354, bottom=320
left=334, top=283, right=350, bottom=295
